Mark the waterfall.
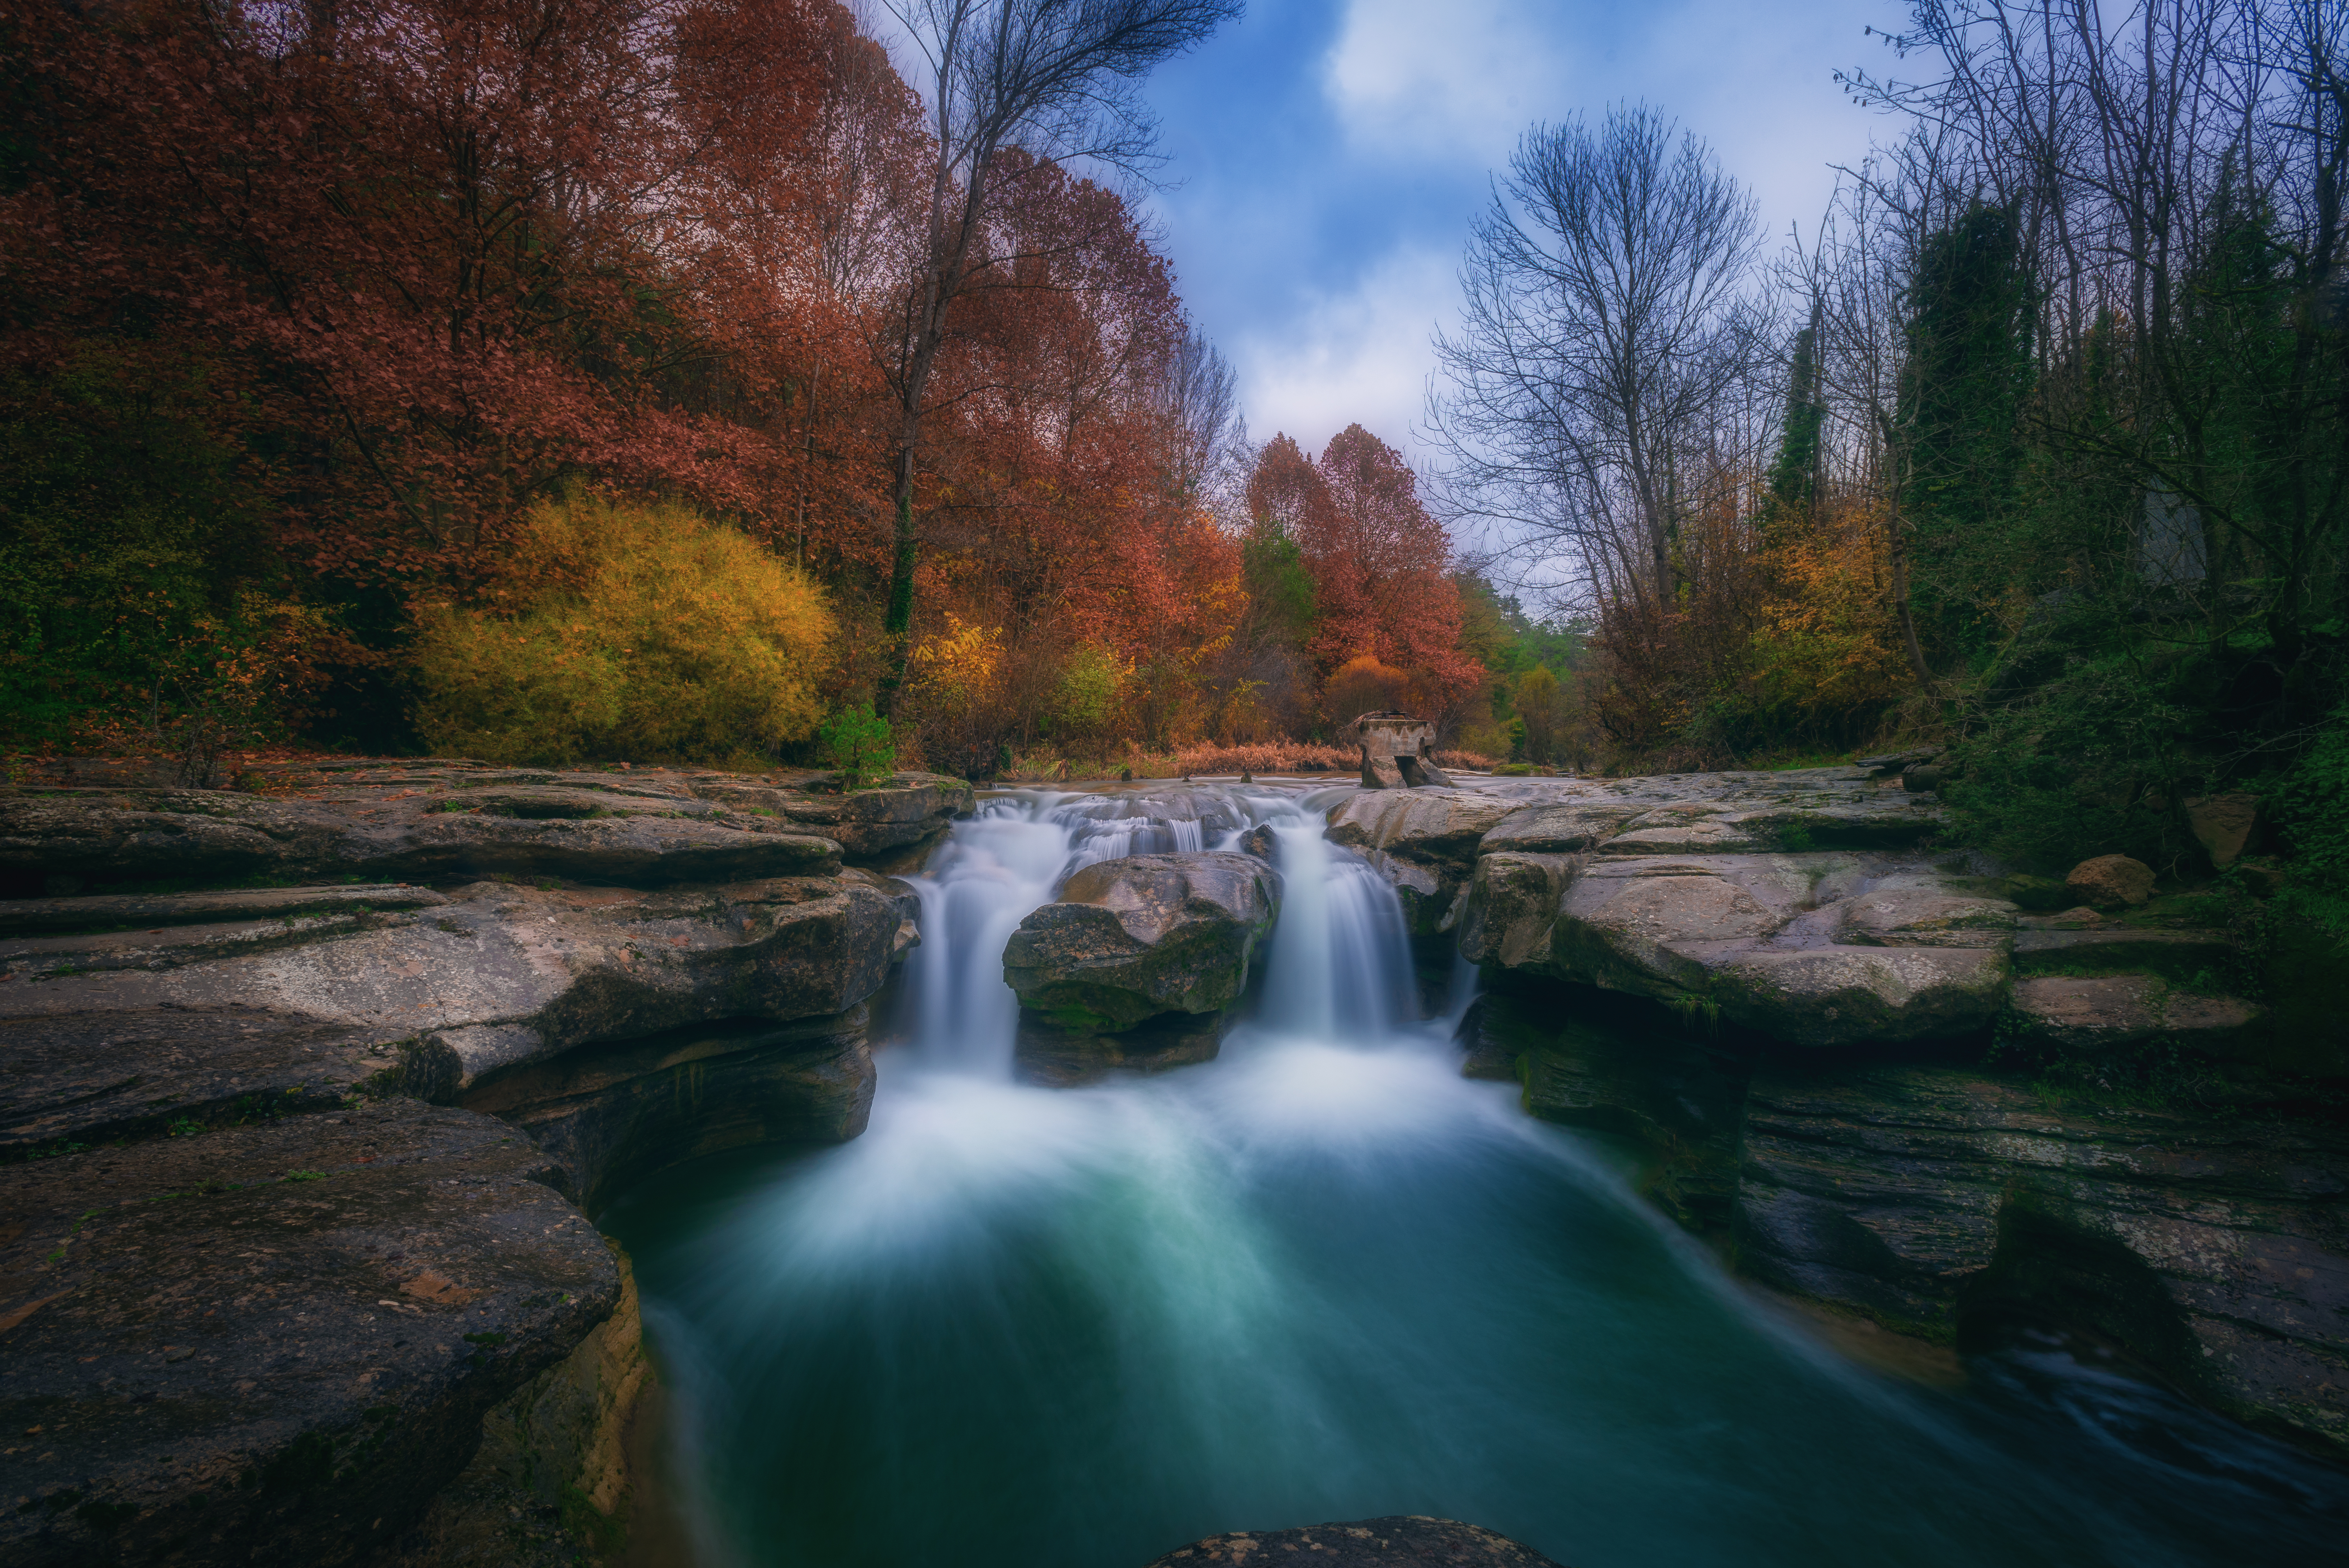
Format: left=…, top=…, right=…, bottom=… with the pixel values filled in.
left=1257, top=817, right=1417, bottom=1036
left=902, top=782, right=1413, bottom=1075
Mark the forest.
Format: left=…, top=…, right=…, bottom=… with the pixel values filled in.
left=0, top=0, right=1562, bottom=787
left=2, top=0, right=2344, bottom=902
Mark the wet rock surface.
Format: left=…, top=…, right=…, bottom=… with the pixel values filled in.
left=1325, top=791, right=1513, bottom=936
left=1456, top=848, right=2011, bottom=1046
left=1, top=871, right=912, bottom=1155
left=1013, top=1010, right=1225, bottom=1087
left=466, top=1009, right=874, bottom=1213
left=0, top=1101, right=618, bottom=1568
left=1003, top=852, right=1278, bottom=1033
left=1144, top=1515, right=1568, bottom=1567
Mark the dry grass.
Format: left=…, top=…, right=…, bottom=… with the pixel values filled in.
left=1000, top=739, right=1500, bottom=782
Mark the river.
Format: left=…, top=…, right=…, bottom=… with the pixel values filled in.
left=602, top=783, right=2348, bottom=1567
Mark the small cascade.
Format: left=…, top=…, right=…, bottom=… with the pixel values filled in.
left=1257, top=817, right=1417, bottom=1037
left=900, top=782, right=1381, bottom=1076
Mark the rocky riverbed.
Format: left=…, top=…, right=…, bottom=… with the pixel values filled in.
left=4, top=753, right=2342, bottom=1566
left=0, top=757, right=966, bottom=1565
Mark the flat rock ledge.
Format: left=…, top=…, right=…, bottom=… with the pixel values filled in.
left=2, top=756, right=972, bottom=896
left=1, top=756, right=927, bottom=1563
left=1145, top=1516, right=1567, bottom=1567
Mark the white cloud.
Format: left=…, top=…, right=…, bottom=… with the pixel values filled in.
left=1322, top=0, right=1570, bottom=162
left=1231, top=244, right=1458, bottom=457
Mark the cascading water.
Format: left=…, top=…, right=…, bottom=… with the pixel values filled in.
left=604, top=783, right=2348, bottom=1568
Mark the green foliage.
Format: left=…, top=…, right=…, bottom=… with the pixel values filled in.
left=1900, top=204, right=2037, bottom=667
left=411, top=492, right=833, bottom=766
left=819, top=704, right=896, bottom=791
left=1766, top=324, right=1825, bottom=524
left=0, top=344, right=327, bottom=770
left=1049, top=645, right=1121, bottom=736
left=2264, top=704, right=2349, bottom=934
left=1241, top=523, right=1317, bottom=648
left=1943, top=632, right=2194, bottom=871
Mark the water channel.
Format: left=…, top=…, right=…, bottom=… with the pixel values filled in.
left=602, top=783, right=2349, bottom=1567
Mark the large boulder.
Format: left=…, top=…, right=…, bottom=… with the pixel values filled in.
left=1737, top=1064, right=2349, bottom=1462
left=1003, top=852, right=1278, bottom=1033
left=0, top=1101, right=620, bottom=1568
left=1324, top=789, right=1515, bottom=935
left=2066, top=853, right=2156, bottom=909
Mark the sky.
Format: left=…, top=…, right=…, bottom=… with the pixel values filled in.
left=1135, top=0, right=1907, bottom=463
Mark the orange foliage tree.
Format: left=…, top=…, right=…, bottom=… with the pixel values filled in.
left=1247, top=426, right=1482, bottom=731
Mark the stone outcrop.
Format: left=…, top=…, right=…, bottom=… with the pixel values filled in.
left=0, top=870, right=911, bottom=1162
left=2183, top=792, right=2260, bottom=869
left=1736, top=1064, right=2348, bottom=1460
left=1348, top=712, right=1454, bottom=790
left=2008, top=975, right=2262, bottom=1053
left=1145, top=1516, right=1568, bottom=1568
left=1436, top=761, right=2323, bottom=1459
left=0, top=757, right=920, bottom=1563
left=0, top=758, right=971, bottom=896
left=1003, top=852, right=1278, bottom=1035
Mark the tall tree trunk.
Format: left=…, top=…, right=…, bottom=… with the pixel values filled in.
left=877, top=437, right=921, bottom=718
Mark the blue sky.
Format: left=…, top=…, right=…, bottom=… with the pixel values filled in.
left=1136, top=0, right=1906, bottom=460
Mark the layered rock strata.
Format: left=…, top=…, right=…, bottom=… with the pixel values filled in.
left=0, top=760, right=935, bottom=1562
left=1738, top=1064, right=2347, bottom=1458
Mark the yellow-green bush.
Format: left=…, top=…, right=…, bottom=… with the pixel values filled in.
left=411, top=493, right=832, bottom=765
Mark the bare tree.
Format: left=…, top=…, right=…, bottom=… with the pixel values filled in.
left=1158, top=321, right=1239, bottom=502
left=1428, top=105, right=1765, bottom=618
left=870, top=0, right=1242, bottom=716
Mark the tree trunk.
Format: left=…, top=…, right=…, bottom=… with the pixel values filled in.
left=877, top=440, right=920, bottom=718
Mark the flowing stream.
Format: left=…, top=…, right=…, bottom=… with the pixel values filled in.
left=603, top=784, right=2348, bottom=1568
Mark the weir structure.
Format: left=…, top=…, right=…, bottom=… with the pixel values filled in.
left=1350, top=709, right=1455, bottom=789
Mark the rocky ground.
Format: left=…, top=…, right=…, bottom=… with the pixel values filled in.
left=1351, top=761, right=2345, bottom=1466
left=0, top=757, right=966, bottom=1565
left=1143, top=1516, right=1567, bottom=1566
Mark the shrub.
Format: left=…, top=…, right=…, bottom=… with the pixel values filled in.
left=411, top=492, right=832, bottom=765
left=1049, top=645, right=1123, bottom=738
left=819, top=704, right=897, bottom=791
left=1324, top=654, right=1410, bottom=727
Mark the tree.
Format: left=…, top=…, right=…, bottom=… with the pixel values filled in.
left=868, top=0, right=1242, bottom=718
left=1430, top=105, right=1763, bottom=619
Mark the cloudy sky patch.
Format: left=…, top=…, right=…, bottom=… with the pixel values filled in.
left=1140, top=0, right=1901, bottom=459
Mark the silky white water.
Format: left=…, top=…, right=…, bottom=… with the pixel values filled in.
left=603, top=784, right=2349, bottom=1568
